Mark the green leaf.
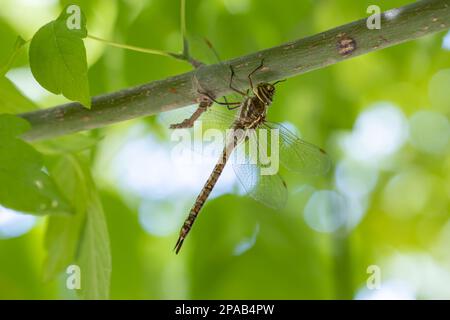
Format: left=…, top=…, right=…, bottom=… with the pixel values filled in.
left=33, top=133, right=101, bottom=155
left=29, top=5, right=91, bottom=107
left=43, top=154, right=111, bottom=299
left=77, top=168, right=112, bottom=300
left=0, top=77, right=38, bottom=113
left=43, top=155, right=87, bottom=282
left=44, top=214, right=86, bottom=283
left=0, top=36, right=37, bottom=114
left=0, top=114, right=71, bottom=215
left=0, top=36, right=27, bottom=76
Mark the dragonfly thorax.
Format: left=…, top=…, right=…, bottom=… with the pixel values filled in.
left=237, top=96, right=267, bottom=129
left=253, top=82, right=275, bottom=106
left=235, top=83, right=275, bottom=129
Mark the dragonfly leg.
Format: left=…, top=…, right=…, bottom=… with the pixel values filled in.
left=169, top=102, right=210, bottom=129
left=170, top=119, right=193, bottom=129
left=273, top=79, right=287, bottom=86
left=248, top=59, right=265, bottom=91
left=201, top=38, right=243, bottom=108
left=197, top=90, right=241, bottom=108
left=228, top=65, right=248, bottom=96
left=226, top=105, right=241, bottom=110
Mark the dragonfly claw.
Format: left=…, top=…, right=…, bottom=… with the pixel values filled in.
left=174, top=236, right=185, bottom=254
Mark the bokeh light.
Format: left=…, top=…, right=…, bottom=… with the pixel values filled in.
left=304, top=190, right=346, bottom=233
left=355, top=280, right=416, bottom=300
left=339, top=102, right=408, bottom=166
left=139, top=199, right=189, bottom=237
left=409, top=110, right=450, bottom=155
left=335, top=160, right=378, bottom=197
left=0, top=0, right=58, bottom=37
left=429, top=69, right=450, bottom=112
left=442, top=30, right=450, bottom=51
left=382, top=169, right=432, bottom=219
left=384, top=253, right=450, bottom=299
left=223, top=0, right=251, bottom=14
left=6, top=67, right=51, bottom=103
left=112, top=133, right=237, bottom=201
left=0, top=206, right=36, bottom=239
left=233, top=223, right=260, bottom=256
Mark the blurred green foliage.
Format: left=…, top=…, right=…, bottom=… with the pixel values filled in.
left=0, top=0, right=449, bottom=300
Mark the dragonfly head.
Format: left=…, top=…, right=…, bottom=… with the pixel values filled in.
left=254, top=83, right=276, bottom=105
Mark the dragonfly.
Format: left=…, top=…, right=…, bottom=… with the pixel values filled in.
left=168, top=60, right=331, bottom=254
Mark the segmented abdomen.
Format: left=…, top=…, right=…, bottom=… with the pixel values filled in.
left=174, top=144, right=231, bottom=253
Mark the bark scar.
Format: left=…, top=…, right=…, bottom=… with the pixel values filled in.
left=336, top=33, right=357, bottom=56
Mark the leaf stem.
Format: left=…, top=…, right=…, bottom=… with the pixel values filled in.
left=181, top=0, right=189, bottom=58
left=86, top=34, right=184, bottom=60
left=87, top=1, right=200, bottom=67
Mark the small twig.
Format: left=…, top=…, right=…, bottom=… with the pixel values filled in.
left=179, top=0, right=204, bottom=68
left=181, top=0, right=188, bottom=58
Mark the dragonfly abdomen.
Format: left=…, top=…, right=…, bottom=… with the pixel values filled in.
left=174, top=147, right=230, bottom=254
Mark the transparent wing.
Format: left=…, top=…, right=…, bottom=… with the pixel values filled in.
left=231, top=131, right=288, bottom=210
left=159, top=102, right=237, bottom=132
left=159, top=102, right=240, bottom=160
left=261, top=122, right=331, bottom=175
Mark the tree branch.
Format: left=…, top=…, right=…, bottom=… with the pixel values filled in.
left=20, top=0, right=450, bottom=141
